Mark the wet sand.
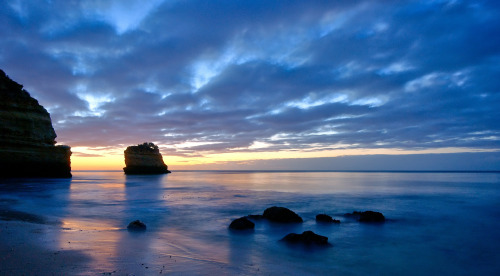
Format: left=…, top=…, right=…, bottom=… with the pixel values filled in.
left=0, top=210, right=226, bottom=276
left=0, top=219, right=91, bottom=276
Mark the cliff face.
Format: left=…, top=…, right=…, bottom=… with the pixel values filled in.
left=123, top=142, right=170, bottom=174
left=0, top=69, right=72, bottom=178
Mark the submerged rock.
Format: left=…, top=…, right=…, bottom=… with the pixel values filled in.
left=229, top=217, right=255, bottom=230
left=281, top=231, right=329, bottom=245
left=316, top=214, right=340, bottom=223
left=0, top=69, right=71, bottom=178
left=344, top=211, right=385, bottom=222
left=127, top=220, right=147, bottom=231
left=123, top=142, right=171, bottom=175
left=263, top=206, right=303, bottom=223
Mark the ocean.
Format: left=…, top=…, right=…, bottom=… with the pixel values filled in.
left=1, top=171, right=499, bottom=275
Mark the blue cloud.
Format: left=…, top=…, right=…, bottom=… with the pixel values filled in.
left=1, top=0, right=499, bottom=156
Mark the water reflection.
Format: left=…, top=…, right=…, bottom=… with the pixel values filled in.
left=1, top=171, right=498, bottom=275
left=0, top=177, right=72, bottom=224
left=48, top=173, right=125, bottom=272
left=167, top=171, right=500, bottom=196
left=112, top=174, right=168, bottom=273
left=55, top=173, right=174, bottom=273
left=228, top=229, right=256, bottom=273
left=123, top=174, right=171, bottom=229
left=0, top=177, right=72, bottom=192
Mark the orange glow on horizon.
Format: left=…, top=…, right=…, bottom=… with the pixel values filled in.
left=69, top=146, right=493, bottom=171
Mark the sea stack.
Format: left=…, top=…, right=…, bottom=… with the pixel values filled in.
left=0, top=69, right=72, bottom=178
left=123, top=142, right=171, bottom=174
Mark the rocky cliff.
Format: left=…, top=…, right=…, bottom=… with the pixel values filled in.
left=0, top=69, right=72, bottom=178
left=123, top=142, right=171, bottom=174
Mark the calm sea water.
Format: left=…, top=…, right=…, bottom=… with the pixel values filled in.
left=1, top=171, right=499, bottom=275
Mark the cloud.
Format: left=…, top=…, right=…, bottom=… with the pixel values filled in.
left=71, top=152, right=105, bottom=158
left=1, top=0, right=499, bottom=160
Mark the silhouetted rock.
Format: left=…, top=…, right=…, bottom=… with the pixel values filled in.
left=123, top=142, right=171, bottom=174
left=0, top=69, right=71, bottom=178
left=263, top=206, right=303, bottom=223
left=229, top=217, right=255, bottom=230
left=316, top=214, right=340, bottom=223
left=359, top=211, right=385, bottom=222
left=127, top=220, right=147, bottom=231
left=344, top=211, right=385, bottom=222
left=281, top=231, right=329, bottom=245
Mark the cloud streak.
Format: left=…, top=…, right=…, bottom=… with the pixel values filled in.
left=1, top=0, right=499, bottom=161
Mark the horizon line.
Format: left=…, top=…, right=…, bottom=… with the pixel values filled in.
left=72, top=169, right=500, bottom=173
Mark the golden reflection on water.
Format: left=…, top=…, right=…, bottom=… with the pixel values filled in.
left=56, top=179, right=129, bottom=272
left=57, top=218, right=125, bottom=272
left=69, top=181, right=125, bottom=200
left=62, top=218, right=121, bottom=231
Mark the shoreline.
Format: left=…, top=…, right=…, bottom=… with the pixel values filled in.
left=1, top=171, right=499, bottom=275
left=0, top=219, right=91, bottom=275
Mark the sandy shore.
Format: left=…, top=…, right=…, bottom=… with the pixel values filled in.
left=0, top=210, right=204, bottom=276
left=0, top=218, right=91, bottom=276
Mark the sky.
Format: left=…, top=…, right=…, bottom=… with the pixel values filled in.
left=1, top=0, right=499, bottom=170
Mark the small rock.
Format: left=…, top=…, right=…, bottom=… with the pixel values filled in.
left=344, top=211, right=385, bottom=222
left=316, top=214, right=340, bottom=223
left=127, top=220, right=147, bottom=231
left=229, top=217, right=255, bottom=230
left=263, top=206, right=303, bottom=223
left=281, top=231, right=329, bottom=245
left=359, top=211, right=385, bottom=222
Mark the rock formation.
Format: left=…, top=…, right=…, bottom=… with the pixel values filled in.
left=127, top=220, right=147, bottom=231
left=281, top=231, right=329, bottom=245
left=344, top=210, right=386, bottom=222
left=262, top=206, right=303, bottom=223
left=358, top=211, right=385, bottom=222
left=229, top=217, right=255, bottom=230
left=0, top=69, right=71, bottom=178
left=123, top=142, right=171, bottom=174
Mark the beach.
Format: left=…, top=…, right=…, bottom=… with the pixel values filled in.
left=0, top=219, right=91, bottom=275
left=1, top=171, right=499, bottom=275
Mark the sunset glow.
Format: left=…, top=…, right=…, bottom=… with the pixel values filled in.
left=2, top=0, right=499, bottom=171
left=70, top=146, right=497, bottom=171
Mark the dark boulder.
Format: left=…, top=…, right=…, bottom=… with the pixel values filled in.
left=359, top=211, right=385, bottom=222
left=344, top=211, right=385, bottom=222
left=127, top=220, right=147, bottom=231
left=316, top=214, right=340, bottom=223
left=281, top=231, right=329, bottom=245
left=229, top=217, right=255, bottom=230
left=263, top=206, right=303, bottom=223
